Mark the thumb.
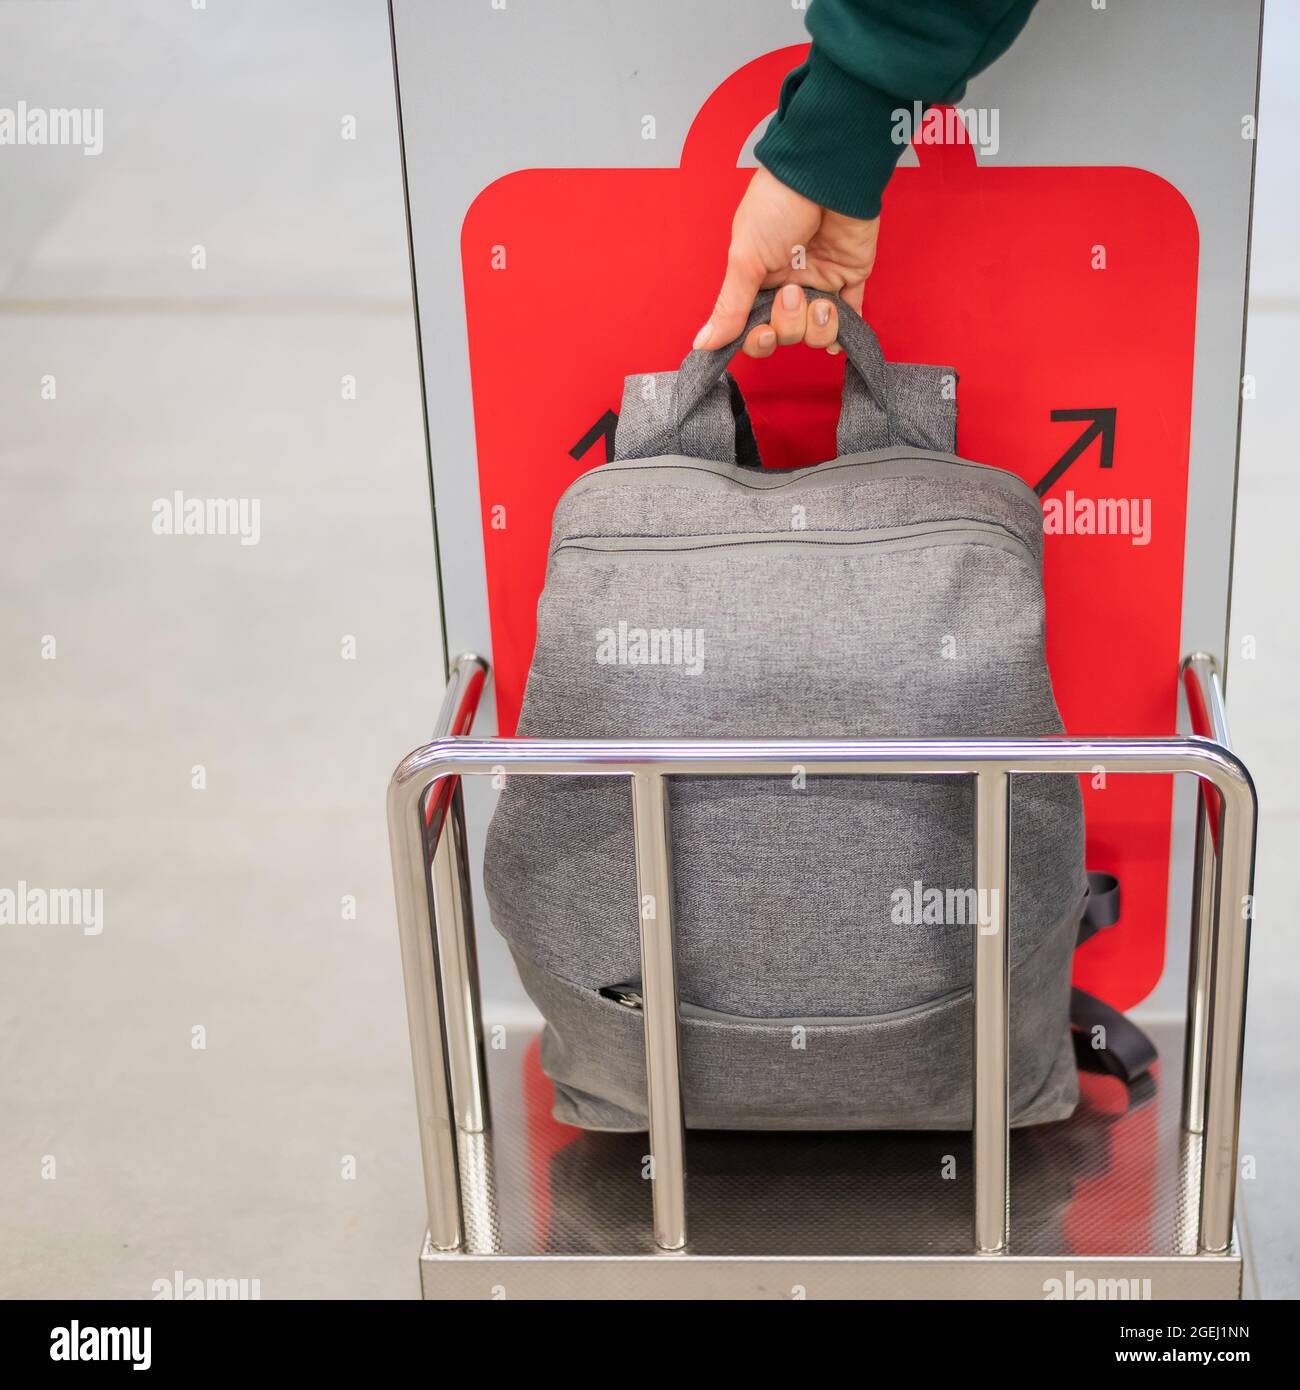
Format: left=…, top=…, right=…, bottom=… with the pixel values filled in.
left=693, top=254, right=765, bottom=351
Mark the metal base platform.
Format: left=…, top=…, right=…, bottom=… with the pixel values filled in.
left=419, top=1021, right=1241, bottom=1300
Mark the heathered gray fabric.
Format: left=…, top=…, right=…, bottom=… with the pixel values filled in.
left=513, top=921, right=1078, bottom=1131
left=842, top=362, right=958, bottom=455
left=556, top=455, right=1044, bottom=558
left=485, top=301, right=1085, bottom=1131
left=615, top=372, right=742, bottom=465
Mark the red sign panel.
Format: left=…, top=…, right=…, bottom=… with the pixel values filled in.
left=461, top=46, right=1198, bottom=1008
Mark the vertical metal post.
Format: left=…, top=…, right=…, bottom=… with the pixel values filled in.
left=431, top=782, right=490, bottom=1133
left=1182, top=791, right=1218, bottom=1134
left=387, top=773, right=463, bottom=1251
left=385, top=653, right=488, bottom=1255
left=1180, top=652, right=1230, bottom=1138
left=1174, top=1128, right=1204, bottom=1257
left=456, top=1130, right=502, bottom=1255
left=973, top=770, right=1011, bottom=1254
left=630, top=772, right=687, bottom=1252
left=1197, top=782, right=1256, bottom=1253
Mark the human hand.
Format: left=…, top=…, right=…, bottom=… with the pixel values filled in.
left=692, top=167, right=881, bottom=358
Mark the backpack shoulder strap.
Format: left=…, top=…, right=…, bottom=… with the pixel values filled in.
left=1072, top=872, right=1158, bottom=1083
left=1070, top=988, right=1160, bottom=1084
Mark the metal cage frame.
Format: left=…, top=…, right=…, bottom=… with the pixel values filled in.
left=387, top=651, right=1255, bottom=1295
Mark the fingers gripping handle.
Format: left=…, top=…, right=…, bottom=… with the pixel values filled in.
left=614, top=288, right=954, bottom=466
left=672, top=286, right=892, bottom=438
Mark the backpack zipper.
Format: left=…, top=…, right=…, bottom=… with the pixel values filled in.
left=555, top=519, right=1033, bottom=565
left=562, top=449, right=1042, bottom=510
left=598, top=983, right=966, bottom=1026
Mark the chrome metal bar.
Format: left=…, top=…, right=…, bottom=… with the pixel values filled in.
left=1175, top=1128, right=1205, bottom=1257
left=631, top=772, right=687, bottom=1251
left=1180, top=653, right=1230, bottom=1136
left=388, top=767, right=463, bottom=1251
left=1178, top=652, right=1256, bottom=1251
left=388, top=697, right=1256, bottom=1262
left=390, top=734, right=1253, bottom=786
left=456, top=1129, right=503, bottom=1255
left=973, top=771, right=1011, bottom=1254
left=1198, top=775, right=1256, bottom=1253
left=1182, top=652, right=1231, bottom=747
left=386, top=653, right=489, bottom=1251
left=1183, top=797, right=1218, bottom=1135
left=432, top=781, right=490, bottom=1133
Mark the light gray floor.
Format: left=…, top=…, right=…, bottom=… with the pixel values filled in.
left=0, top=1, right=437, bottom=1299
left=1, top=0, right=1296, bottom=1300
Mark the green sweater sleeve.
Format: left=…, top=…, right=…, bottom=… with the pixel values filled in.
left=753, top=0, right=1038, bottom=219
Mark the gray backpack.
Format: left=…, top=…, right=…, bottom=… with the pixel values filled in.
left=484, top=289, right=1087, bottom=1133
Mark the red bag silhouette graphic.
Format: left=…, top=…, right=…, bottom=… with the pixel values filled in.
left=461, top=45, right=1199, bottom=1010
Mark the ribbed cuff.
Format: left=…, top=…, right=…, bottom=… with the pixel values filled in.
left=753, top=47, right=910, bottom=220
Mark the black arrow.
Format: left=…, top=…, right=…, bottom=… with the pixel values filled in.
left=569, top=409, right=619, bottom=464
left=1034, top=408, right=1117, bottom=497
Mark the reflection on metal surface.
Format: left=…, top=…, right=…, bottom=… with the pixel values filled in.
left=457, top=1128, right=502, bottom=1255
left=432, top=782, right=489, bottom=1134
left=501, top=1024, right=1174, bottom=1256
left=419, top=1023, right=1240, bottom=1299
left=1175, top=1127, right=1205, bottom=1258
left=1183, top=795, right=1218, bottom=1136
